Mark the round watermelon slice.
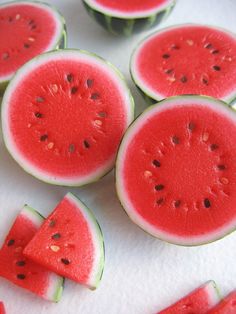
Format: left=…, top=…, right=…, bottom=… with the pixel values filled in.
left=0, top=1, right=66, bottom=95
left=1, top=49, right=134, bottom=186
left=116, top=96, right=236, bottom=246
left=24, top=193, right=105, bottom=290
left=0, top=302, right=5, bottom=314
left=0, top=206, right=64, bottom=302
left=130, top=24, right=236, bottom=104
left=82, top=0, right=175, bottom=36
left=158, top=281, right=220, bottom=314
left=207, top=291, right=236, bottom=314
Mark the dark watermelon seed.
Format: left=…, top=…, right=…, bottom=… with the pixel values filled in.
left=98, top=111, right=107, bottom=118
left=31, top=24, right=37, bottom=30
left=61, top=258, right=70, bottom=265
left=204, top=43, right=212, bottom=49
left=180, top=76, right=187, bottom=83
left=69, top=144, right=75, bottom=153
left=210, top=144, right=219, bottom=151
left=156, top=198, right=164, bottom=206
left=66, top=74, right=73, bottom=82
left=202, top=77, right=209, bottom=85
left=71, top=86, right=78, bottom=94
left=152, top=160, right=161, bottom=167
left=213, top=65, right=221, bottom=71
left=52, top=233, right=61, bottom=240
left=2, top=52, right=9, bottom=60
left=188, top=122, right=195, bottom=131
left=49, top=220, right=56, bottom=227
left=35, top=112, right=42, bottom=118
left=86, top=79, right=94, bottom=88
left=165, top=69, right=173, bottom=74
left=91, top=93, right=100, bottom=100
left=217, top=164, right=226, bottom=170
left=162, top=54, right=170, bottom=59
left=28, top=20, right=34, bottom=25
left=172, top=136, right=180, bottom=145
left=17, top=274, right=26, bottom=280
left=40, top=134, right=48, bottom=142
left=204, top=198, right=211, bottom=208
left=7, top=239, right=15, bottom=247
left=16, top=261, right=26, bottom=267
left=171, top=44, right=180, bottom=50
left=24, top=43, right=30, bottom=49
left=155, top=184, right=164, bottom=191
left=174, top=200, right=181, bottom=208
left=8, top=17, right=13, bottom=22
left=36, top=96, right=44, bottom=103
left=212, top=50, right=219, bottom=54
left=84, top=140, right=90, bottom=149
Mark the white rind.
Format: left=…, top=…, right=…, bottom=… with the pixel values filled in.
left=21, top=205, right=44, bottom=230
left=116, top=95, right=236, bottom=246
left=1, top=49, right=134, bottom=186
left=83, top=0, right=174, bottom=18
left=66, top=193, right=105, bottom=289
left=130, top=24, right=236, bottom=104
left=0, top=1, right=65, bottom=83
left=205, top=280, right=221, bottom=308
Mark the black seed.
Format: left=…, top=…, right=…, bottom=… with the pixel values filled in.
left=156, top=198, right=164, bottom=206
left=188, top=122, right=195, bottom=131
left=204, top=198, right=211, bottom=208
left=171, top=44, right=180, bottom=50
left=213, top=65, right=221, bottom=71
left=174, top=200, right=181, bottom=208
left=7, top=239, right=15, bottom=247
left=61, top=258, right=70, bottom=265
left=84, top=140, right=90, bottom=148
left=180, top=76, right=187, bottom=83
left=35, top=112, right=42, bottom=118
left=28, top=20, right=34, bottom=25
left=204, top=43, right=212, bottom=49
left=69, top=144, right=75, bottom=153
left=165, top=69, right=173, bottom=74
left=2, top=53, right=9, bottom=60
left=17, top=274, right=26, bottom=280
left=172, top=136, right=180, bottom=144
left=16, top=261, right=26, bottom=267
left=31, top=24, right=37, bottom=30
left=153, top=160, right=161, bottom=167
left=66, top=74, right=73, bottom=82
left=91, top=93, right=100, bottom=100
left=71, top=86, right=78, bottom=94
left=212, top=50, right=219, bottom=54
left=49, top=220, right=56, bottom=227
left=98, top=111, right=107, bottom=118
left=40, top=134, right=48, bottom=142
left=217, top=164, right=226, bottom=170
left=162, top=54, right=170, bottom=59
left=202, top=78, right=209, bottom=85
left=155, top=184, right=164, bottom=191
left=52, top=233, right=61, bottom=240
left=24, top=43, right=30, bottom=49
left=210, top=144, right=218, bottom=151
left=86, top=79, right=93, bottom=88
left=36, top=96, right=44, bottom=103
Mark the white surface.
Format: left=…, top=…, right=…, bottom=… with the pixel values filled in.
left=0, top=1, right=236, bottom=313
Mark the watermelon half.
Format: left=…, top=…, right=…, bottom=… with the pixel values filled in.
left=0, top=206, right=64, bottom=302
left=116, top=95, right=236, bottom=246
left=130, top=24, right=236, bottom=104
left=158, top=281, right=220, bottom=314
left=24, top=193, right=105, bottom=290
left=1, top=49, right=134, bottom=186
left=0, top=1, right=66, bottom=95
left=207, top=291, right=236, bottom=314
left=0, top=302, right=5, bottom=314
left=82, top=0, right=175, bottom=36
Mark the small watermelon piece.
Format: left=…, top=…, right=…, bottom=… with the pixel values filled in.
left=0, top=1, right=66, bottom=94
left=1, top=49, right=134, bottom=186
left=83, top=0, right=175, bottom=36
left=0, top=206, right=64, bottom=302
left=116, top=95, right=236, bottom=245
left=207, top=291, right=236, bottom=314
left=131, top=24, right=236, bottom=104
left=158, top=281, right=220, bottom=314
left=24, top=193, right=105, bottom=289
left=0, top=302, right=5, bottom=314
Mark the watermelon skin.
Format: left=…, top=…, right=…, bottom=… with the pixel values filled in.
left=0, top=302, right=5, bottom=314
left=0, top=206, right=64, bottom=302
left=0, top=1, right=67, bottom=95
left=82, top=0, right=175, bottom=36
left=116, top=95, right=236, bottom=246
left=207, top=291, right=236, bottom=314
left=158, top=281, right=220, bottom=314
left=24, top=193, right=105, bottom=290
left=130, top=24, right=236, bottom=104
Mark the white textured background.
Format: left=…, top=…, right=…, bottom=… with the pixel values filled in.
left=0, top=1, right=236, bottom=313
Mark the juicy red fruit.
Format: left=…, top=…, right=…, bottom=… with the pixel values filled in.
left=207, top=291, right=236, bottom=314
left=0, top=302, right=5, bottom=314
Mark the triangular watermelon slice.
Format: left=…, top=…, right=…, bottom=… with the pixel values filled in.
left=0, top=302, right=5, bottom=314
left=158, top=281, right=220, bottom=314
left=24, top=193, right=105, bottom=289
left=0, top=206, right=64, bottom=302
left=207, top=290, right=236, bottom=314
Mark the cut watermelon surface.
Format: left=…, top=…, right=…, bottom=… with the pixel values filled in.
left=0, top=206, right=63, bottom=302
left=116, top=96, right=236, bottom=245
left=83, top=0, right=175, bottom=35
left=207, top=291, right=236, bottom=314
left=1, top=49, right=134, bottom=186
left=0, top=302, right=5, bottom=314
left=158, top=281, right=220, bottom=314
left=24, top=193, right=105, bottom=289
left=0, top=1, right=66, bottom=94
left=131, top=25, right=236, bottom=104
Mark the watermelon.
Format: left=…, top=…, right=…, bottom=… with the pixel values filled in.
left=207, top=291, right=236, bottom=314
left=0, top=206, right=64, bottom=302
left=0, top=1, right=66, bottom=95
left=0, top=302, right=5, bottom=314
left=130, top=24, right=236, bottom=104
left=82, top=0, right=175, bottom=36
left=24, top=193, right=105, bottom=290
left=158, top=281, right=220, bottom=314
left=1, top=49, right=134, bottom=186
left=116, top=95, right=236, bottom=246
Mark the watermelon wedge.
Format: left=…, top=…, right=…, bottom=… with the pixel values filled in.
left=207, top=291, right=236, bottom=314
left=0, top=206, right=63, bottom=302
left=158, top=281, right=220, bottom=314
left=116, top=95, right=236, bottom=245
left=83, top=0, right=175, bottom=36
left=130, top=24, right=236, bottom=104
left=0, top=302, right=5, bottom=314
left=24, top=193, right=105, bottom=290
left=1, top=49, right=134, bottom=186
left=0, top=1, right=66, bottom=95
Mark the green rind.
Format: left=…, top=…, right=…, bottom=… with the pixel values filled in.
left=82, top=0, right=175, bottom=36
left=115, top=95, right=236, bottom=246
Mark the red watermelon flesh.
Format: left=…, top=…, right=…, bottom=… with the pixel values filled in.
left=0, top=302, right=5, bottom=314
left=116, top=96, right=236, bottom=245
left=131, top=25, right=236, bottom=103
left=207, top=291, right=236, bottom=314
left=1, top=50, right=134, bottom=186
left=0, top=1, right=65, bottom=87
left=0, top=206, right=63, bottom=302
left=158, top=281, right=220, bottom=314
left=24, top=193, right=105, bottom=289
